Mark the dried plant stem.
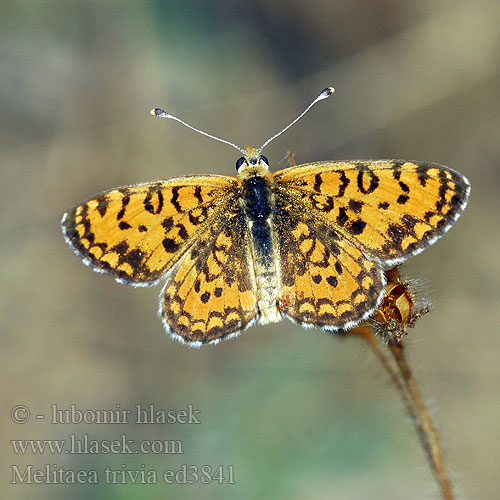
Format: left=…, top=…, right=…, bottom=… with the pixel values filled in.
left=349, top=326, right=455, bottom=500
left=386, top=339, right=454, bottom=500
left=350, top=326, right=415, bottom=413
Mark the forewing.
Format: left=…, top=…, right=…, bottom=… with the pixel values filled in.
left=274, top=193, right=385, bottom=330
left=61, top=175, right=237, bottom=285
left=274, top=160, right=470, bottom=264
left=160, top=210, right=259, bottom=345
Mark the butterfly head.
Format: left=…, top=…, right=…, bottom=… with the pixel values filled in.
left=235, top=146, right=270, bottom=175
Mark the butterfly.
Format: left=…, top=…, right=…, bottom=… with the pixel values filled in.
left=61, top=88, right=470, bottom=346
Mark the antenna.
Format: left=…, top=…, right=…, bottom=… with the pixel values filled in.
left=150, top=108, right=246, bottom=155
left=150, top=86, right=335, bottom=157
left=258, top=87, right=335, bottom=151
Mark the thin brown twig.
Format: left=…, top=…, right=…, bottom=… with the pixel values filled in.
left=348, top=326, right=455, bottom=500
left=387, top=340, right=455, bottom=500
left=349, top=326, right=415, bottom=414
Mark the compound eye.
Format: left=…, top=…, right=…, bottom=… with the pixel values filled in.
left=235, top=157, right=246, bottom=170
left=259, top=155, right=269, bottom=166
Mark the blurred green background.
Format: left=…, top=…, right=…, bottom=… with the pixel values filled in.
left=2, top=1, right=499, bottom=499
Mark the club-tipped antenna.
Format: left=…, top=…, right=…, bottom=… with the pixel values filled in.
left=258, top=86, right=335, bottom=151
left=150, top=107, right=247, bottom=155
left=150, top=86, right=334, bottom=157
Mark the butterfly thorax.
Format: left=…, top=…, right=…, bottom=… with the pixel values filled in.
left=238, top=158, right=281, bottom=324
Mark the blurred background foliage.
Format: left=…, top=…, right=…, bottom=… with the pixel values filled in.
left=1, top=1, right=499, bottom=499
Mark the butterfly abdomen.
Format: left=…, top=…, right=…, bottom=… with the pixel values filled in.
left=241, top=174, right=281, bottom=324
